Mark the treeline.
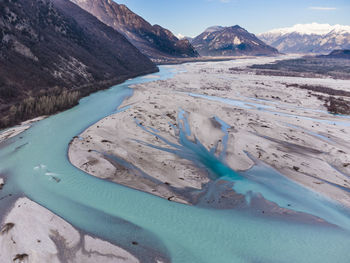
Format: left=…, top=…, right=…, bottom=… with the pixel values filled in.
left=325, top=96, right=350, bottom=115
left=0, top=89, right=80, bottom=128
left=0, top=67, right=156, bottom=129
left=284, top=83, right=350, bottom=97
left=0, top=75, right=131, bottom=129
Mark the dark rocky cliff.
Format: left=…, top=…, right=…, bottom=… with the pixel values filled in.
left=0, top=0, right=157, bottom=128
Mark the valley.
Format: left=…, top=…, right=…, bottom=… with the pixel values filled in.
left=1, top=0, right=350, bottom=262
left=1, top=57, right=350, bottom=263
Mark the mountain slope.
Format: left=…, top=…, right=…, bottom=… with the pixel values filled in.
left=70, top=0, right=198, bottom=61
left=319, top=50, right=350, bottom=59
left=258, top=23, right=350, bottom=54
left=192, top=25, right=279, bottom=56
left=0, top=0, right=157, bottom=127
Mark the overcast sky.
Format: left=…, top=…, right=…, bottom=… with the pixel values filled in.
left=114, top=0, right=350, bottom=37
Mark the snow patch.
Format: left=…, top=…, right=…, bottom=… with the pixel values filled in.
left=233, top=37, right=241, bottom=45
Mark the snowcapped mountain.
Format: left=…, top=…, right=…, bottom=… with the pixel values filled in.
left=258, top=23, right=350, bottom=54
left=192, top=25, right=279, bottom=56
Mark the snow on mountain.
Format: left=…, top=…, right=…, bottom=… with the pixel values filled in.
left=264, top=23, right=350, bottom=36
left=176, top=33, right=185, bottom=39
left=258, top=23, right=350, bottom=54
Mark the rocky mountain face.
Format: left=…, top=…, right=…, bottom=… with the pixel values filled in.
left=258, top=23, right=350, bottom=54
left=319, top=50, right=350, bottom=59
left=191, top=25, right=279, bottom=57
left=70, top=0, right=198, bottom=62
left=0, top=0, right=157, bottom=127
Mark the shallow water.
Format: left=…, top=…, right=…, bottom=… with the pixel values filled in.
left=1, top=63, right=350, bottom=263
left=137, top=107, right=350, bottom=231
left=188, top=92, right=350, bottom=126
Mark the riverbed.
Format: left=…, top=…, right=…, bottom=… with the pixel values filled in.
left=1, top=58, right=350, bottom=262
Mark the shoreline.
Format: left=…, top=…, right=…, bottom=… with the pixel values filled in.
left=0, top=196, right=140, bottom=263
left=0, top=116, right=46, bottom=144
left=0, top=68, right=159, bottom=131
left=154, top=55, right=259, bottom=65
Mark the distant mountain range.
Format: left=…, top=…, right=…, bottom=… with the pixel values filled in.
left=258, top=23, right=350, bottom=54
left=191, top=25, right=279, bottom=56
left=70, top=0, right=198, bottom=62
left=0, top=0, right=156, bottom=127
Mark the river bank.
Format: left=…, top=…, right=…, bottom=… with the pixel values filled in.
left=0, top=116, right=46, bottom=144
left=69, top=58, right=350, bottom=207
left=0, top=67, right=158, bottom=130
left=0, top=196, right=139, bottom=263
left=0, top=71, right=171, bottom=263
left=154, top=55, right=255, bottom=65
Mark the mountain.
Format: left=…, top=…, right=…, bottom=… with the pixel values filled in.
left=0, top=0, right=157, bottom=128
left=70, top=0, right=198, bottom=61
left=184, top=36, right=194, bottom=42
left=319, top=50, right=350, bottom=59
left=191, top=25, right=279, bottom=57
left=258, top=23, right=350, bottom=54
left=203, top=26, right=225, bottom=33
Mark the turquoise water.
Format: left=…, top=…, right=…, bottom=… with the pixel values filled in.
left=1, top=65, right=350, bottom=262
left=135, top=106, right=350, bottom=231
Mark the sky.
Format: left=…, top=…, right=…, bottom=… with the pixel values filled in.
left=114, top=0, right=350, bottom=37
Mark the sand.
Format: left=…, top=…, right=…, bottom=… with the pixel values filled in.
left=0, top=197, right=139, bottom=263
left=69, top=57, right=350, bottom=207
left=0, top=116, right=46, bottom=144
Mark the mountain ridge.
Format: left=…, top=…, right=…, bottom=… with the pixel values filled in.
left=262, top=23, right=350, bottom=36
left=70, top=0, right=199, bottom=62
left=319, top=49, right=350, bottom=59
left=259, top=23, right=350, bottom=54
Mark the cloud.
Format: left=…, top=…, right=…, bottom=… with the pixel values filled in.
left=309, top=7, right=337, bottom=11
